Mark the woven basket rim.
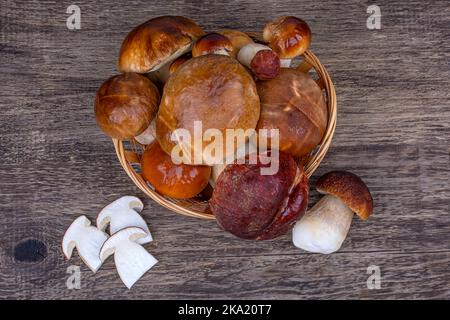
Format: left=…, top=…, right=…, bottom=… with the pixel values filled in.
left=113, top=33, right=337, bottom=220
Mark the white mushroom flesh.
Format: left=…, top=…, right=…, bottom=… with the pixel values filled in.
left=62, top=215, right=109, bottom=273
left=292, top=195, right=354, bottom=254
left=96, top=196, right=152, bottom=244
left=100, top=227, right=158, bottom=289
left=237, top=43, right=272, bottom=68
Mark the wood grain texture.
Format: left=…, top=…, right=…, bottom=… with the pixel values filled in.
left=0, top=0, right=449, bottom=299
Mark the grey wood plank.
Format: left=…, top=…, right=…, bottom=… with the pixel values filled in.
left=0, top=0, right=449, bottom=299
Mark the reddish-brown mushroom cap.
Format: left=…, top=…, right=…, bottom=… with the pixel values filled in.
left=95, top=73, right=160, bottom=139
left=217, top=29, right=254, bottom=58
left=192, top=33, right=233, bottom=57
left=316, top=171, right=374, bottom=220
left=118, top=16, right=204, bottom=73
left=263, top=16, right=311, bottom=59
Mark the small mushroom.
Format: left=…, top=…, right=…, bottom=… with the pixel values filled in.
left=237, top=43, right=280, bottom=80
left=292, top=171, right=374, bottom=254
left=62, top=216, right=109, bottom=273
left=263, top=16, right=311, bottom=67
left=218, top=29, right=254, bottom=58
left=96, top=196, right=152, bottom=244
left=100, top=227, right=158, bottom=289
left=118, top=16, right=204, bottom=84
left=192, top=33, right=233, bottom=57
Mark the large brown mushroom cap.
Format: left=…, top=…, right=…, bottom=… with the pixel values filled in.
left=210, top=151, right=309, bottom=240
left=156, top=54, right=260, bottom=164
left=118, top=16, right=204, bottom=73
left=95, top=73, right=160, bottom=139
left=256, top=68, right=327, bottom=157
left=316, top=171, right=374, bottom=220
left=218, top=29, right=254, bottom=58
left=263, top=16, right=311, bottom=59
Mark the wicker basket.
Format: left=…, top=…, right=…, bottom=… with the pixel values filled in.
left=112, top=32, right=337, bottom=220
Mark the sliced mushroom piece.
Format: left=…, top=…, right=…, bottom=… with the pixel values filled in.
left=62, top=215, right=109, bottom=273
left=292, top=171, right=374, bottom=254
left=100, top=227, right=158, bottom=289
left=96, top=196, right=152, bottom=244
left=237, top=43, right=280, bottom=80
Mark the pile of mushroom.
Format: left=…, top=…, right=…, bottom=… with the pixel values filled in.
left=93, top=15, right=374, bottom=247
left=62, top=196, right=157, bottom=288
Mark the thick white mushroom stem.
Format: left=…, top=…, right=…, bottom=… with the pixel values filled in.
left=134, top=119, right=156, bottom=145
left=280, top=58, right=292, bottom=68
left=237, top=43, right=280, bottom=80
left=292, top=195, right=354, bottom=254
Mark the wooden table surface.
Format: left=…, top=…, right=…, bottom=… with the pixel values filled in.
left=0, top=0, right=449, bottom=300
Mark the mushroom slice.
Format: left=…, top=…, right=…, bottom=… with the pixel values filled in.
left=100, top=227, right=158, bottom=289
left=96, top=196, right=152, bottom=244
left=62, top=216, right=109, bottom=273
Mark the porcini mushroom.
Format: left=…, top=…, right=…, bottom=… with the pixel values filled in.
left=218, top=29, right=254, bottom=58
left=192, top=33, right=233, bottom=57
left=292, top=171, right=374, bottom=254
left=118, top=16, right=204, bottom=84
left=263, top=16, right=311, bottom=67
left=237, top=43, right=280, bottom=80
left=62, top=216, right=109, bottom=273
left=256, top=68, right=328, bottom=158
left=100, top=227, right=158, bottom=289
left=95, top=73, right=160, bottom=142
left=210, top=151, right=309, bottom=240
left=96, top=196, right=152, bottom=244
left=209, top=140, right=257, bottom=187
left=156, top=54, right=260, bottom=165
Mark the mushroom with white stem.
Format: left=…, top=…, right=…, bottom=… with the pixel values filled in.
left=263, top=16, right=311, bottom=68
left=62, top=215, right=109, bottom=273
left=192, top=33, right=233, bottom=57
left=118, top=16, right=204, bottom=85
left=218, top=29, right=254, bottom=58
left=237, top=43, right=280, bottom=80
left=96, top=196, right=152, bottom=244
left=292, top=171, right=373, bottom=254
left=100, top=227, right=158, bottom=289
